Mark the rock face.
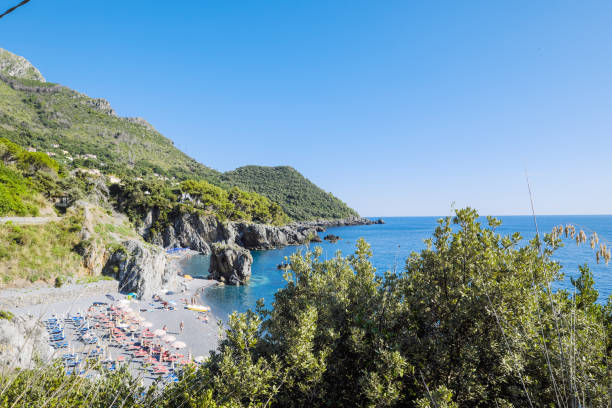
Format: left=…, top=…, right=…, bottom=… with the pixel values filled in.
left=103, top=240, right=178, bottom=299
left=0, top=48, right=45, bottom=81
left=209, top=243, right=253, bottom=285
left=145, top=213, right=321, bottom=254
left=137, top=212, right=376, bottom=284
left=0, top=315, right=52, bottom=369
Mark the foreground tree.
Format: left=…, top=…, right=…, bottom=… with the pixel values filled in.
left=1, top=208, right=610, bottom=407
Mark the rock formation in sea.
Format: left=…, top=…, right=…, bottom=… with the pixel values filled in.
left=208, top=243, right=253, bottom=285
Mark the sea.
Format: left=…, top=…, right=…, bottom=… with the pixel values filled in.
left=179, top=216, right=612, bottom=320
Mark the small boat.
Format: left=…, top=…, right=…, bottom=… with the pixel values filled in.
left=186, top=304, right=210, bottom=312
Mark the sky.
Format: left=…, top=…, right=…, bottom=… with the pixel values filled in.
left=1, top=1, right=611, bottom=216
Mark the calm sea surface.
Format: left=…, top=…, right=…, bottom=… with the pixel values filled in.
left=180, top=216, right=612, bottom=319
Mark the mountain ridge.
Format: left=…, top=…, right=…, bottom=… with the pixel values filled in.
left=0, top=47, right=358, bottom=221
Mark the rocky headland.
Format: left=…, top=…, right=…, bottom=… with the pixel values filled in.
left=104, top=212, right=380, bottom=292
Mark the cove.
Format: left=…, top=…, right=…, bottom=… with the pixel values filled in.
left=179, top=215, right=612, bottom=320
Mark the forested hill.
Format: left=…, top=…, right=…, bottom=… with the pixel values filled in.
left=223, top=166, right=358, bottom=220
left=0, top=48, right=359, bottom=221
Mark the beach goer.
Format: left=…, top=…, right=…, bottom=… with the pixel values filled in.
left=163, top=325, right=167, bottom=333
left=179, top=321, right=184, bottom=333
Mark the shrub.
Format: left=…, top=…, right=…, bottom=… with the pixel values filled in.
left=0, top=310, right=14, bottom=321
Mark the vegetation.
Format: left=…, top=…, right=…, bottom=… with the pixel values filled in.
left=0, top=137, right=61, bottom=216
left=0, top=215, right=83, bottom=285
left=0, top=310, right=14, bottom=321
left=112, top=178, right=290, bottom=232
left=2, top=208, right=612, bottom=406
left=223, top=165, right=359, bottom=220
left=0, top=48, right=360, bottom=221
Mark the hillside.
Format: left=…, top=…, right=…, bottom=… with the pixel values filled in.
left=0, top=48, right=359, bottom=221
left=0, top=48, right=220, bottom=184
left=223, top=166, right=358, bottom=220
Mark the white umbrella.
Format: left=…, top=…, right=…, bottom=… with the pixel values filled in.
left=117, top=299, right=130, bottom=308
left=153, top=329, right=166, bottom=337
left=194, top=355, right=205, bottom=363
left=164, top=335, right=176, bottom=343
left=142, top=322, right=153, bottom=328
left=172, top=341, right=186, bottom=349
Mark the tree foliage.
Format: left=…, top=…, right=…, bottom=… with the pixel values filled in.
left=2, top=208, right=612, bottom=407
left=222, top=165, right=359, bottom=221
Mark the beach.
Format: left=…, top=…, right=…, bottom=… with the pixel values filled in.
left=1, top=275, right=222, bottom=384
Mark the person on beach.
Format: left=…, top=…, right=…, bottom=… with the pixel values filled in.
left=179, top=321, right=184, bottom=333
left=163, top=324, right=168, bottom=333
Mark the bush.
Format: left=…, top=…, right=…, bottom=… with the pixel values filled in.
left=54, top=276, right=64, bottom=288
left=0, top=310, right=14, bottom=321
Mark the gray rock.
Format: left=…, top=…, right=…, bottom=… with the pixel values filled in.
left=0, top=48, right=45, bottom=81
left=209, top=243, right=253, bottom=285
left=0, top=315, right=52, bottom=369
left=104, top=240, right=177, bottom=299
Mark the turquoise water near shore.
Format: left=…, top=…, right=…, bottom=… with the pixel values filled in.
left=180, top=216, right=612, bottom=319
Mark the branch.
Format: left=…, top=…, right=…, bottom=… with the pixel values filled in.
left=0, top=0, right=31, bottom=20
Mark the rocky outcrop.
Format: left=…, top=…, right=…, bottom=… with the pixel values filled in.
left=324, top=234, right=341, bottom=242
left=124, top=116, right=157, bottom=132
left=209, top=243, right=253, bottom=285
left=145, top=213, right=322, bottom=254
left=103, top=240, right=178, bottom=299
left=0, top=48, right=45, bottom=82
left=87, top=98, right=116, bottom=116
left=0, top=315, right=52, bottom=369
left=137, top=212, right=377, bottom=284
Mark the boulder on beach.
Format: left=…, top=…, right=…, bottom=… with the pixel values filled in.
left=103, top=239, right=179, bottom=300
left=0, top=314, right=52, bottom=369
left=209, top=243, right=253, bottom=285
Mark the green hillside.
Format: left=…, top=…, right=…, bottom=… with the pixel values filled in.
left=0, top=48, right=359, bottom=221
left=0, top=52, right=220, bottom=183
left=223, top=166, right=359, bottom=220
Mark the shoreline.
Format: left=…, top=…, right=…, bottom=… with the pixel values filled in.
left=1, top=275, right=222, bottom=378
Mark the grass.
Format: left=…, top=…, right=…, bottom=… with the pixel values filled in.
left=75, top=275, right=114, bottom=284
left=0, top=215, right=83, bottom=286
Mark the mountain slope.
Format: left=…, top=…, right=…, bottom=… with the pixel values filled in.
left=223, top=166, right=358, bottom=221
left=0, top=48, right=44, bottom=81
left=0, top=48, right=359, bottom=221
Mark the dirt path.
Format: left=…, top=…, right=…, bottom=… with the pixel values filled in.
left=0, top=216, right=61, bottom=225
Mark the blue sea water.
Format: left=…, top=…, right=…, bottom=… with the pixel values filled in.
left=180, top=216, right=612, bottom=319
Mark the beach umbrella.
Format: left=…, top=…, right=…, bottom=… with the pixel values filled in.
left=117, top=299, right=130, bottom=308
left=172, top=341, right=186, bottom=349
left=154, top=329, right=166, bottom=337
left=194, top=355, right=205, bottom=363
left=142, top=322, right=153, bottom=328
left=164, top=335, right=176, bottom=343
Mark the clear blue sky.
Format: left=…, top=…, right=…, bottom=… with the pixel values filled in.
left=1, top=1, right=611, bottom=216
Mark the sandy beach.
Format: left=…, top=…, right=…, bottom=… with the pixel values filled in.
left=1, top=275, right=222, bottom=384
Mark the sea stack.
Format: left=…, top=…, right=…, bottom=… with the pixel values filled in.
left=209, top=243, right=253, bottom=285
